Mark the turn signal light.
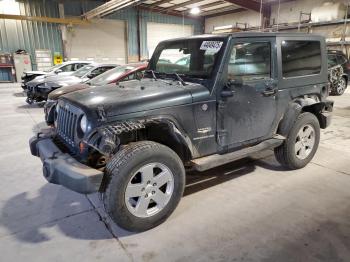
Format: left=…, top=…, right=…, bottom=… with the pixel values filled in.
left=79, top=142, right=86, bottom=153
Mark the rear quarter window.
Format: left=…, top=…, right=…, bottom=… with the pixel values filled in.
left=281, top=41, right=322, bottom=78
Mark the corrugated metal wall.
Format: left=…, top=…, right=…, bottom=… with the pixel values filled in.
left=0, top=0, right=203, bottom=81
left=64, top=1, right=203, bottom=60
left=139, top=10, right=203, bottom=59
left=0, top=0, right=63, bottom=73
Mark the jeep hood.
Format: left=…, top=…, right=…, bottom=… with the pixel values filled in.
left=48, top=83, right=90, bottom=100
left=62, top=78, right=210, bottom=117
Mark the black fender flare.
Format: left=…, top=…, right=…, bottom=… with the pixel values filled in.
left=84, top=116, right=196, bottom=160
left=277, top=98, right=333, bottom=136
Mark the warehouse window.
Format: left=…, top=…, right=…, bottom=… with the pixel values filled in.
left=281, top=41, right=321, bottom=78
left=228, top=42, right=271, bottom=81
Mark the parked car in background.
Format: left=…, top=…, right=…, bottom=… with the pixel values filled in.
left=44, top=62, right=147, bottom=124
left=26, top=64, right=117, bottom=104
left=21, top=61, right=91, bottom=90
left=327, top=50, right=349, bottom=95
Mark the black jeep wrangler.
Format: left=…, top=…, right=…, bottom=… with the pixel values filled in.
left=30, top=33, right=333, bottom=232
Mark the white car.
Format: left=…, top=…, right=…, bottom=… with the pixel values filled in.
left=21, top=61, right=91, bottom=89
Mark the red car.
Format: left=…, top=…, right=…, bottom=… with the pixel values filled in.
left=44, top=62, right=148, bottom=124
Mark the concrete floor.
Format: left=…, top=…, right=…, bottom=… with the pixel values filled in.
left=0, top=83, right=349, bottom=262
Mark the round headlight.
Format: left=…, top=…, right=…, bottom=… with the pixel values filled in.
left=80, top=115, right=88, bottom=133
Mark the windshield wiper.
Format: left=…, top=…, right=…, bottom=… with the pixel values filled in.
left=145, top=70, right=157, bottom=81
left=174, top=73, right=186, bottom=86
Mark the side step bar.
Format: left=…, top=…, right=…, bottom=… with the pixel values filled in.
left=191, top=136, right=285, bottom=171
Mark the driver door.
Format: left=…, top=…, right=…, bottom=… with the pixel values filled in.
left=217, top=38, right=279, bottom=148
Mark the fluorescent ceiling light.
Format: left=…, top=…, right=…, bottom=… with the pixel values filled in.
left=190, top=7, right=200, bottom=15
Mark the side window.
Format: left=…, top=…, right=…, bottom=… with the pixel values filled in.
left=228, top=42, right=271, bottom=81
left=337, top=55, right=347, bottom=64
left=59, top=64, right=74, bottom=72
left=75, top=63, right=86, bottom=71
left=281, top=41, right=321, bottom=78
left=91, top=66, right=113, bottom=76
left=328, top=55, right=338, bottom=68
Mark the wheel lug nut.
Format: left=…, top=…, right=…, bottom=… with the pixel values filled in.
left=152, top=191, right=155, bottom=194
left=141, top=188, right=145, bottom=191
left=153, top=183, right=157, bottom=186
left=147, top=181, right=150, bottom=184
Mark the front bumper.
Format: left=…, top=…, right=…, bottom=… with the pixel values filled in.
left=29, top=132, right=103, bottom=194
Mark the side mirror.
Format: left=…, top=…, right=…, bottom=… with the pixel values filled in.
left=227, top=78, right=243, bottom=87
left=87, top=73, right=95, bottom=79
left=55, top=69, right=63, bottom=74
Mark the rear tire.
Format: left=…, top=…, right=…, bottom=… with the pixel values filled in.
left=331, top=76, right=347, bottom=96
left=103, top=141, right=185, bottom=232
left=274, top=112, right=320, bottom=170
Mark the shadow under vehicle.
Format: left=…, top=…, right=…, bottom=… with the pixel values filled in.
left=30, top=33, right=333, bottom=232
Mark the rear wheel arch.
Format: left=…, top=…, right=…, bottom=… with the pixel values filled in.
left=277, top=98, right=332, bottom=136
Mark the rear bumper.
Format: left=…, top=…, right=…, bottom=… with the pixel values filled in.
left=319, top=100, right=334, bottom=129
left=29, top=133, right=103, bottom=194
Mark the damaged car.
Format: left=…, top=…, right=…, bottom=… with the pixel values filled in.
left=21, top=61, right=91, bottom=90
left=44, top=63, right=147, bottom=125
left=30, top=33, right=333, bottom=232
left=26, top=63, right=117, bottom=104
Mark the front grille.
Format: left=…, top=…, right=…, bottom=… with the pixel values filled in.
left=56, top=102, right=80, bottom=146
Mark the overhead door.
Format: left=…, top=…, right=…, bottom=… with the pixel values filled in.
left=66, top=19, right=127, bottom=64
left=146, top=22, right=194, bottom=58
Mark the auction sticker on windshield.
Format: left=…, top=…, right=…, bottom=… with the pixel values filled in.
left=200, top=41, right=223, bottom=53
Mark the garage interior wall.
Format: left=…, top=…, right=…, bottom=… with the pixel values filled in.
left=205, top=0, right=348, bottom=34
left=0, top=0, right=204, bottom=81
left=64, top=0, right=204, bottom=62
left=66, top=19, right=127, bottom=64
left=0, top=0, right=63, bottom=77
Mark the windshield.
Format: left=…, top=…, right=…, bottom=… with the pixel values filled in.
left=72, top=65, right=95, bottom=78
left=149, top=38, right=225, bottom=79
left=88, top=65, right=136, bottom=86
left=44, top=64, right=62, bottom=73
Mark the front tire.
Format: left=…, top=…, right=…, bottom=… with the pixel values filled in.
left=274, top=112, right=320, bottom=170
left=103, top=141, right=185, bottom=232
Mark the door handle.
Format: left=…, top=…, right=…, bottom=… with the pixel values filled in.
left=262, top=88, right=277, bottom=96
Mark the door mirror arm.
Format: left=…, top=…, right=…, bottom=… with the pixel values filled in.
left=227, top=78, right=243, bottom=87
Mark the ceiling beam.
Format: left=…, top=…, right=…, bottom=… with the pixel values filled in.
left=149, top=0, right=172, bottom=7
left=0, top=14, right=89, bottom=25
left=166, top=0, right=204, bottom=11
left=136, top=5, right=202, bottom=19
left=223, top=0, right=261, bottom=12
left=83, top=0, right=141, bottom=19
left=198, top=1, right=228, bottom=10
left=202, top=6, right=245, bottom=17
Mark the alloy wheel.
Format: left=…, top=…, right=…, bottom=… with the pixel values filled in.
left=124, top=163, right=174, bottom=218
left=295, top=124, right=316, bottom=160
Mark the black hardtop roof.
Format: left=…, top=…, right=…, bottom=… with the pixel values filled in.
left=160, top=32, right=324, bottom=43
